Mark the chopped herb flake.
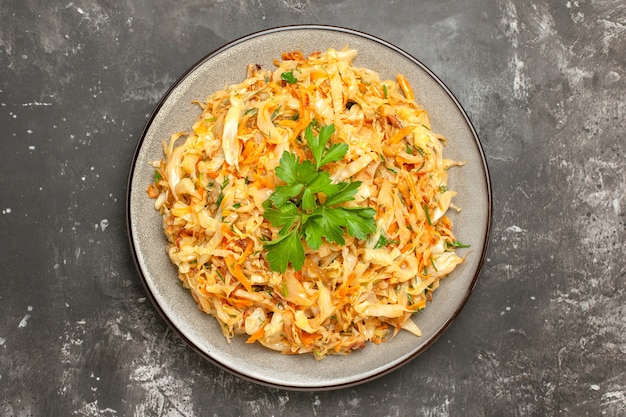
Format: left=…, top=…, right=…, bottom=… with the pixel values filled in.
left=280, top=70, right=298, bottom=84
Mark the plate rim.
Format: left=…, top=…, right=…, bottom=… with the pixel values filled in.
left=126, top=24, right=492, bottom=390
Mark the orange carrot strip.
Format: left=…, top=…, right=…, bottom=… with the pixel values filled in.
left=276, top=119, right=298, bottom=129
left=246, top=325, right=265, bottom=344
left=251, top=171, right=275, bottom=188
left=309, top=70, right=328, bottom=80
left=225, top=254, right=252, bottom=292
left=221, top=223, right=233, bottom=239
left=408, top=298, right=427, bottom=311
left=300, top=332, right=322, bottom=346
left=333, top=272, right=357, bottom=300
left=397, top=74, right=415, bottom=101
left=240, top=140, right=257, bottom=160
left=400, top=243, right=413, bottom=254
left=241, top=145, right=264, bottom=165
left=387, top=125, right=415, bottom=145
left=237, top=239, right=255, bottom=264
left=229, top=297, right=254, bottom=308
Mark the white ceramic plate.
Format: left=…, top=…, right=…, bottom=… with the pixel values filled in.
left=127, top=25, right=491, bottom=390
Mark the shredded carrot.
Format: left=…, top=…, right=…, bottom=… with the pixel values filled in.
left=220, top=223, right=233, bottom=239
left=301, top=331, right=323, bottom=346
left=397, top=74, right=415, bottom=101
left=387, top=125, right=415, bottom=145
left=237, top=239, right=254, bottom=264
left=250, top=171, right=275, bottom=188
left=229, top=297, right=254, bottom=308
left=400, top=243, right=414, bottom=254
left=333, top=272, right=357, bottom=301
left=225, top=254, right=253, bottom=292
left=246, top=325, right=266, bottom=343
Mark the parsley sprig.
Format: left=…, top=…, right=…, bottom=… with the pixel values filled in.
left=262, top=123, right=377, bottom=273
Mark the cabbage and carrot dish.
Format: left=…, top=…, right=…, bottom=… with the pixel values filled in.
left=146, top=48, right=467, bottom=358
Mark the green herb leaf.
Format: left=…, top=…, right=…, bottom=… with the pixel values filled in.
left=446, top=240, right=471, bottom=249
left=215, top=176, right=230, bottom=207
left=304, top=124, right=325, bottom=168
left=281, top=70, right=298, bottom=84
left=374, top=234, right=401, bottom=249
left=270, top=183, right=304, bottom=207
left=341, top=207, right=377, bottom=240
left=306, top=171, right=338, bottom=197
left=301, top=171, right=338, bottom=211
left=319, top=143, right=349, bottom=168
left=216, top=269, right=225, bottom=283
left=262, top=122, right=377, bottom=272
left=271, top=105, right=281, bottom=121
left=264, top=228, right=305, bottom=273
left=311, top=206, right=346, bottom=245
left=424, top=204, right=432, bottom=225
left=244, top=108, right=258, bottom=117
left=275, top=152, right=318, bottom=185
left=430, top=256, right=439, bottom=272
left=305, top=124, right=347, bottom=169
left=262, top=202, right=300, bottom=235
left=323, top=181, right=361, bottom=207
left=302, top=216, right=324, bottom=250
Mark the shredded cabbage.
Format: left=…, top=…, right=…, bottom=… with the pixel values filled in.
left=147, top=48, right=466, bottom=358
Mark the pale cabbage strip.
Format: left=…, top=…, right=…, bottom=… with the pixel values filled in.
left=147, top=49, right=465, bottom=358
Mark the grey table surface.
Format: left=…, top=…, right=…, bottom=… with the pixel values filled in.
left=1, top=1, right=624, bottom=416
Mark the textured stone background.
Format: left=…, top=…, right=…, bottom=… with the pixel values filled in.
left=0, top=0, right=624, bottom=416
